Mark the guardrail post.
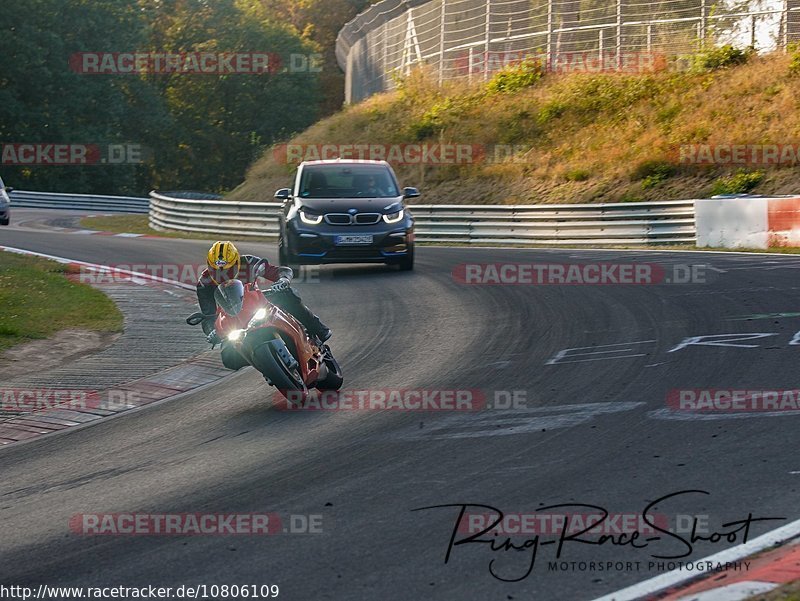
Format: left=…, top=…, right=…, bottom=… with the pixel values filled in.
left=785, top=0, right=793, bottom=49
left=700, top=0, right=707, bottom=46
left=438, top=0, right=446, bottom=85
left=382, top=21, right=389, bottom=85
left=484, top=0, right=491, bottom=81
left=616, top=0, right=623, bottom=69
left=547, top=0, right=554, bottom=71
left=599, top=29, right=604, bottom=63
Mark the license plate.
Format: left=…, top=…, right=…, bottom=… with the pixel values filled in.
left=334, top=235, right=373, bottom=245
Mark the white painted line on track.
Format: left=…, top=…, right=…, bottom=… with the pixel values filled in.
left=0, top=245, right=194, bottom=290
left=546, top=341, right=657, bottom=365
left=672, top=581, right=778, bottom=601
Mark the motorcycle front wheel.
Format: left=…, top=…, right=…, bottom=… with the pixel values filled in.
left=252, top=341, right=308, bottom=403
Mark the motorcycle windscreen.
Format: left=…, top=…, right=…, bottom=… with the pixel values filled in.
left=213, top=279, right=245, bottom=316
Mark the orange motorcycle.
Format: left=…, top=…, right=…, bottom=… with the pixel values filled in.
left=187, top=278, right=343, bottom=401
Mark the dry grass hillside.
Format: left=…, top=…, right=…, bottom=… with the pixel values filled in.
left=228, top=47, right=800, bottom=205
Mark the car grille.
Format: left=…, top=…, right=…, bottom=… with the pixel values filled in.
left=324, top=213, right=382, bottom=225
left=324, top=214, right=351, bottom=225
left=354, top=213, right=381, bottom=225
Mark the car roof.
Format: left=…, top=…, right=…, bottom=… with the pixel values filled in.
left=300, top=159, right=391, bottom=167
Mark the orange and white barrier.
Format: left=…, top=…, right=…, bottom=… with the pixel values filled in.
left=696, top=196, right=800, bottom=249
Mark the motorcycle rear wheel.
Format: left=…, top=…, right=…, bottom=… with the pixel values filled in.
left=316, top=345, right=344, bottom=391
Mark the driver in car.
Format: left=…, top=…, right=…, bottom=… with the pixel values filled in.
left=363, top=175, right=383, bottom=197
left=196, top=241, right=331, bottom=368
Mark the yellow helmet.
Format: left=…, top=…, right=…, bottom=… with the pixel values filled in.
left=207, top=241, right=240, bottom=284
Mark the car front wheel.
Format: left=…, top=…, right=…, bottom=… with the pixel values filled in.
left=394, top=247, right=414, bottom=271
left=278, top=236, right=301, bottom=272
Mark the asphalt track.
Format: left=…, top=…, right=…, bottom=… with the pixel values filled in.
left=3, top=209, right=800, bottom=600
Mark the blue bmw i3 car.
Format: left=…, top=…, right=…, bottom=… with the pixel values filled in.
left=276, top=160, right=417, bottom=271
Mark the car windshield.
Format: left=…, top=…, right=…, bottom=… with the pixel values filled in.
left=298, top=165, right=399, bottom=198
left=213, top=279, right=245, bottom=317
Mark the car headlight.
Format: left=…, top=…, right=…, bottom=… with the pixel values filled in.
left=228, top=329, right=244, bottom=342
left=247, top=308, right=268, bottom=328
left=383, top=209, right=404, bottom=224
left=299, top=210, right=323, bottom=225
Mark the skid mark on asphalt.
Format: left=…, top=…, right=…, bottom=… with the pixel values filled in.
left=649, top=408, right=800, bottom=421
left=390, top=401, right=644, bottom=440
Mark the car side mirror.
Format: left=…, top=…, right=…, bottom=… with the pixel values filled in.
left=403, top=187, right=420, bottom=199
left=274, top=188, right=291, bottom=201
left=5, top=187, right=14, bottom=193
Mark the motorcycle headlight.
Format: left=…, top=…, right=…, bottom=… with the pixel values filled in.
left=248, top=308, right=268, bottom=328
left=299, top=210, right=323, bottom=225
left=228, top=329, right=244, bottom=342
left=383, top=209, right=404, bottom=224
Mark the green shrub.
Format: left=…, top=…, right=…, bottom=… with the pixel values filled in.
left=564, top=168, right=590, bottom=181
left=691, top=45, right=754, bottom=72
left=631, top=159, right=676, bottom=182
left=619, top=191, right=644, bottom=203
left=486, top=59, right=544, bottom=94
left=710, top=169, right=764, bottom=195
left=790, top=54, right=800, bottom=76
left=789, top=44, right=800, bottom=76
left=537, top=101, right=566, bottom=124
left=656, top=103, right=681, bottom=124
left=555, top=75, right=658, bottom=117
left=408, top=97, right=455, bottom=140
left=408, top=94, right=480, bottom=140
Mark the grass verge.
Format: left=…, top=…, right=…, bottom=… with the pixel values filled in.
left=751, top=578, right=800, bottom=600
left=79, top=215, right=277, bottom=242
left=0, top=252, right=123, bottom=352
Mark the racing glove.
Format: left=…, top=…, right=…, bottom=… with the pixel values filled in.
left=270, top=278, right=290, bottom=293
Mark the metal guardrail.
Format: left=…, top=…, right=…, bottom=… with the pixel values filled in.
left=149, top=191, right=283, bottom=238
left=149, top=191, right=696, bottom=245
left=9, top=190, right=149, bottom=213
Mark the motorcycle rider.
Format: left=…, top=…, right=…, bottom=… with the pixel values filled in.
left=196, top=241, right=331, bottom=369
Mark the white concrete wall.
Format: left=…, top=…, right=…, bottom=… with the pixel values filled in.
left=695, top=197, right=769, bottom=249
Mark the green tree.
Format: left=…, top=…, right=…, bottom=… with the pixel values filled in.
left=0, top=0, right=166, bottom=194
